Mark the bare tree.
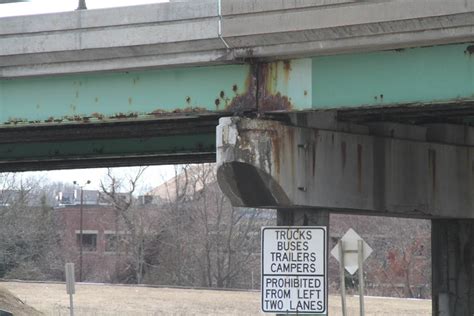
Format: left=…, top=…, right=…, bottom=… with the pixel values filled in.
left=153, top=165, right=193, bottom=285
left=380, top=218, right=431, bottom=298
left=0, top=174, right=63, bottom=280
left=156, top=164, right=271, bottom=288
left=330, top=214, right=431, bottom=298
left=100, top=167, right=162, bottom=284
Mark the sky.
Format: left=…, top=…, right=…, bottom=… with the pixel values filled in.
left=1, top=0, right=186, bottom=193
left=0, top=0, right=169, bottom=17
left=19, top=166, right=178, bottom=194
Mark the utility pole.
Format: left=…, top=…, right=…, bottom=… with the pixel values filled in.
left=73, top=180, right=90, bottom=282
left=76, top=0, right=87, bottom=10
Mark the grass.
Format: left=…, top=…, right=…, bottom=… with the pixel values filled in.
left=1, top=281, right=431, bottom=315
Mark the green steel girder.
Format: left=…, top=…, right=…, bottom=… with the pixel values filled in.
left=0, top=118, right=217, bottom=171
left=1, top=43, right=474, bottom=125
left=0, top=64, right=254, bottom=125
left=0, top=133, right=215, bottom=171
left=0, top=43, right=473, bottom=170
left=312, top=43, right=474, bottom=108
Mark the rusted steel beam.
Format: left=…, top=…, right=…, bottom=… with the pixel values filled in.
left=0, top=116, right=220, bottom=144
left=0, top=117, right=217, bottom=171
left=0, top=153, right=216, bottom=172
left=337, top=102, right=474, bottom=125
left=2, top=44, right=474, bottom=129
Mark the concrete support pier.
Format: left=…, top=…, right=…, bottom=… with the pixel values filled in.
left=277, top=209, right=329, bottom=227
left=432, top=220, right=474, bottom=316
left=216, top=116, right=474, bottom=316
left=217, top=116, right=474, bottom=218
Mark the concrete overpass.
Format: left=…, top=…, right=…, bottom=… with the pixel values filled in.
left=1, top=0, right=474, bottom=314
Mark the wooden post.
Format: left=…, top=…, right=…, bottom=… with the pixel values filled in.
left=358, top=240, right=365, bottom=316
left=338, top=240, right=347, bottom=316
left=432, top=219, right=474, bottom=316
left=276, top=208, right=329, bottom=316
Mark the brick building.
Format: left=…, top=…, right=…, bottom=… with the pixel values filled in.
left=56, top=189, right=129, bottom=282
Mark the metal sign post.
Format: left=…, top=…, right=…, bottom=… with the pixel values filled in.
left=65, top=263, right=76, bottom=316
left=331, top=229, right=373, bottom=316
left=358, top=240, right=365, bottom=316
left=338, top=240, right=347, bottom=316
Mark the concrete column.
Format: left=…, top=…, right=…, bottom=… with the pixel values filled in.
left=277, top=208, right=329, bottom=227
left=432, top=220, right=474, bottom=316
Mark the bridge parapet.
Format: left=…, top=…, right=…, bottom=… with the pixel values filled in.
left=2, top=0, right=474, bottom=76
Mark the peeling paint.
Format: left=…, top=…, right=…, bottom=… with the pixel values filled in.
left=110, top=112, right=139, bottom=119
left=225, top=64, right=258, bottom=113
left=257, top=63, right=293, bottom=112
left=91, top=112, right=104, bottom=120
left=465, top=45, right=474, bottom=55
left=0, top=61, right=307, bottom=127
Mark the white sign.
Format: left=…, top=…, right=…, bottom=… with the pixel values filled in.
left=65, top=263, right=75, bottom=295
left=65, top=262, right=76, bottom=316
left=261, top=226, right=327, bottom=314
left=330, top=228, right=373, bottom=275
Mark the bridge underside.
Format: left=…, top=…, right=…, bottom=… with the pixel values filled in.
left=0, top=117, right=217, bottom=171
left=2, top=104, right=473, bottom=171
left=2, top=8, right=474, bottom=313
left=0, top=43, right=474, bottom=170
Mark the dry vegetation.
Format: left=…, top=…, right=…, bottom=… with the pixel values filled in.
left=1, top=281, right=430, bottom=315
left=0, top=285, right=42, bottom=316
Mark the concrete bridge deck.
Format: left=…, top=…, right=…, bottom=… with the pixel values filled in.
left=2, top=0, right=474, bottom=77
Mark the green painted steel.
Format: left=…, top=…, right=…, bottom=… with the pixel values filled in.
left=0, top=43, right=473, bottom=169
left=0, top=64, right=251, bottom=125
left=263, top=58, right=313, bottom=109
left=0, top=133, right=215, bottom=162
left=1, top=43, right=473, bottom=126
left=311, top=43, right=474, bottom=108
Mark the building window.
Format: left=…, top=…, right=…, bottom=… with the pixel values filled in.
left=76, top=232, right=98, bottom=252
left=105, top=234, right=118, bottom=252
left=104, top=231, right=127, bottom=253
